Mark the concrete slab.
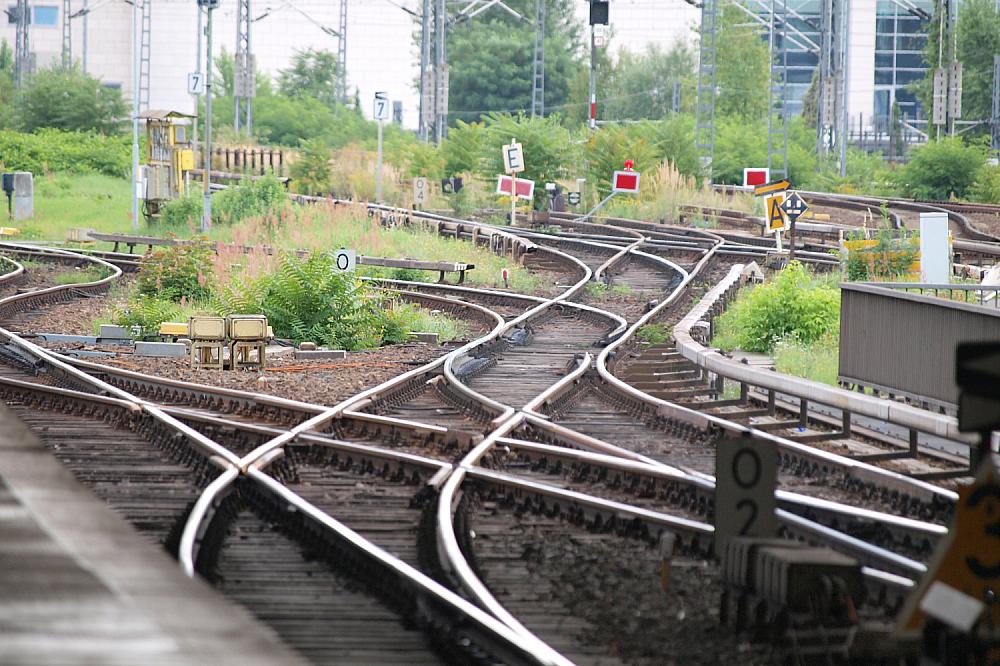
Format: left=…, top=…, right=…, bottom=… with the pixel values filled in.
left=98, top=325, right=131, bottom=339
left=407, top=332, right=439, bottom=345
left=37, top=334, right=99, bottom=344
left=0, top=404, right=306, bottom=665
left=134, top=341, right=188, bottom=358
left=293, top=349, right=347, bottom=360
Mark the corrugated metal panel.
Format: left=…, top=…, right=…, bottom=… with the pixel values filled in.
left=839, top=284, right=1000, bottom=406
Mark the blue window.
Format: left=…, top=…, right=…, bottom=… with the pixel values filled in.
left=32, top=6, right=58, bottom=25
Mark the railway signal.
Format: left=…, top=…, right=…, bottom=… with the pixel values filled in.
left=743, top=168, right=769, bottom=188
left=779, top=191, right=808, bottom=222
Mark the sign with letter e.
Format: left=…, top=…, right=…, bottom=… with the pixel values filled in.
left=714, top=435, right=777, bottom=556
left=503, top=141, right=525, bottom=174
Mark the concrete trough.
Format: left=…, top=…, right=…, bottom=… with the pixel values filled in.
left=134, top=341, right=188, bottom=358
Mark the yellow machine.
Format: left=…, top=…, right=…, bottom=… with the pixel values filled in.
left=139, top=110, right=196, bottom=220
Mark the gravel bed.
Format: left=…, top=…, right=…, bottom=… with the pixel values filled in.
left=469, top=505, right=778, bottom=665
left=42, top=342, right=447, bottom=406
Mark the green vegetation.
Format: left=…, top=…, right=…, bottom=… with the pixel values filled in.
left=52, top=265, right=112, bottom=285
left=843, top=228, right=920, bottom=281
left=9, top=66, right=126, bottom=134
left=137, top=241, right=214, bottom=302
left=712, top=262, right=840, bottom=353
left=895, top=137, right=990, bottom=200
left=0, top=129, right=131, bottom=178
left=773, top=332, right=840, bottom=386
left=15, top=173, right=131, bottom=240
left=636, top=322, right=673, bottom=345
left=159, top=176, right=289, bottom=227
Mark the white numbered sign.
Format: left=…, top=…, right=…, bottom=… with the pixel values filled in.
left=187, top=72, right=205, bottom=96
left=333, top=248, right=356, bottom=273
left=413, top=177, right=428, bottom=206
left=714, top=435, right=778, bottom=556
left=373, top=92, right=390, bottom=121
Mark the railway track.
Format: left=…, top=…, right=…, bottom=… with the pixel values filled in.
left=0, top=194, right=976, bottom=664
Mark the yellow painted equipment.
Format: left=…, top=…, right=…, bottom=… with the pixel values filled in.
left=158, top=322, right=190, bottom=338
left=140, top=109, right=196, bottom=221
left=188, top=316, right=227, bottom=341
left=227, top=315, right=268, bottom=340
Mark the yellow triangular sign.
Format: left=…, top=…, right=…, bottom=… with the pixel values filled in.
left=767, top=195, right=787, bottom=232
left=895, top=456, right=1000, bottom=644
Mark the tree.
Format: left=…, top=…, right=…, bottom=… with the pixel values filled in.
left=478, top=113, right=575, bottom=207
left=0, top=40, right=13, bottom=128
left=915, top=0, right=1000, bottom=126
left=442, top=0, right=583, bottom=123
left=13, top=66, right=126, bottom=133
left=290, top=138, right=332, bottom=195
left=601, top=43, right=696, bottom=122
left=712, top=5, right=770, bottom=120
left=801, top=72, right=819, bottom=129
left=278, top=49, right=339, bottom=109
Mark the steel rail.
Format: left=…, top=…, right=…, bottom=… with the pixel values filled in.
left=245, top=465, right=574, bottom=666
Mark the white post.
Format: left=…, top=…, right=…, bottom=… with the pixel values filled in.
left=375, top=119, right=384, bottom=202
left=776, top=229, right=783, bottom=252
left=130, top=0, right=140, bottom=231
left=202, top=4, right=213, bottom=232
left=510, top=183, right=516, bottom=226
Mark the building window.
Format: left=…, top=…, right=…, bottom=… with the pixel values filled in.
left=32, top=5, right=58, bottom=26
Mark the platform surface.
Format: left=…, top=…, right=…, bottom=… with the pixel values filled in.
left=0, top=403, right=307, bottom=666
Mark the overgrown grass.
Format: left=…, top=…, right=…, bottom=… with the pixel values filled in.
left=18, top=172, right=136, bottom=241
left=636, top=322, right=672, bottom=344
left=52, top=265, right=112, bottom=285
left=392, top=302, right=468, bottom=342
left=773, top=332, right=840, bottom=386
left=211, top=204, right=540, bottom=292
left=603, top=161, right=757, bottom=223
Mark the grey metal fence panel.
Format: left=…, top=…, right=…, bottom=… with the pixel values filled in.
left=839, top=283, right=1000, bottom=407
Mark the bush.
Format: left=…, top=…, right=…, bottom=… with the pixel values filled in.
left=290, top=138, right=332, bottom=196
left=137, top=241, right=214, bottom=302
left=0, top=128, right=131, bottom=177
left=969, top=164, right=1000, bottom=203
left=218, top=252, right=391, bottom=350
left=211, top=175, right=288, bottom=224
left=712, top=261, right=840, bottom=353
left=13, top=66, right=126, bottom=134
left=896, top=137, right=988, bottom=199
left=160, top=195, right=203, bottom=227
left=113, top=296, right=183, bottom=338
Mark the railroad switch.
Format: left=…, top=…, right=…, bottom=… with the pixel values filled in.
left=721, top=537, right=866, bottom=662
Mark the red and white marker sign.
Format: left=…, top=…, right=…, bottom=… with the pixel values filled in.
left=612, top=170, right=640, bottom=194
left=496, top=175, right=535, bottom=201
left=743, top=168, right=769, bottom=188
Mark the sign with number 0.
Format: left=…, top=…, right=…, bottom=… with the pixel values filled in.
left=333, top=248, right=356, bottom=273
left=412, top=177, right=428, bottom=206
left=714, top=435, right=778, bottom=556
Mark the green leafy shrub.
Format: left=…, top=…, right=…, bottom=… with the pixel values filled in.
left=113, top=296, right=182, bottom=338
left=896, top=137, right=988, bottom=199
left=212, top=175, right=288, bottom=225
left=712, top=261, right=840, bottom=353
left=290, top=138, right=332, bottom=196
left=970, top=164, right=1000, bottom=203
left=218, top=252, right=389, bottom=350
left=12, top=66, right=127, bottom=134
left=137, top=240, right=214, bottom=302
left=0, top=128, right=131, bottom=177
left=160, top=195, right=203, bottom=227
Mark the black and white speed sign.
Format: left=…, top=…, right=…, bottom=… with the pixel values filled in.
left=714, top=435, right=777, bottom=555
left=333, top=248, right=356, bottom=273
